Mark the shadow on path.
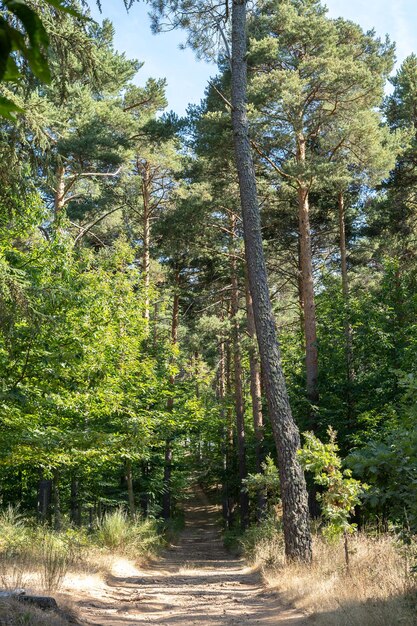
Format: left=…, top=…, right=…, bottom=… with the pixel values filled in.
left=78, top=488, right=307, bottom=626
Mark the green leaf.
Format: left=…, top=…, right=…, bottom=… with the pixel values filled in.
left=0, top=95, right=23, bottom=119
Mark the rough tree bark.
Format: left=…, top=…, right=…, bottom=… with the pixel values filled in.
left=231, top=0, right=312, bottom=561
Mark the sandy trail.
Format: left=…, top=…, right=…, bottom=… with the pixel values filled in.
left=75, top=491, right=307, bottom=626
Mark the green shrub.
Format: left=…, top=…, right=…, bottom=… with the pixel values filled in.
left=96, top=509, right=130, bottom=550
left=96, top=509, right=162, bottom=556
left=240, top=515, right=284, bottom=569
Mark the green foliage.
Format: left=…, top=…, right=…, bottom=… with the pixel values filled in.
left=0, top=503, right=162, bottom=592
left=239, top=514, right=284, bottom=568
left=96, top=509, right=162, bottom=555
left=347, top=374, right=417, bottom=531
left=299, top=428, right=366, bottom=541
left=243, top=456, right=280, bottom=513
left=0, top=0, right=82, bottom=117
left=0, top=0, right=416, bottom=554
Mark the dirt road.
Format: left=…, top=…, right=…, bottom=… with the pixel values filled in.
left=77, top=492, right=307, bottom=626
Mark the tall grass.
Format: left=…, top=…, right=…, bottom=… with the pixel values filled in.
left=0, top=598, right=73, bottom=626
left=0, top=505, right=162, bottom=595
left=242, top=519, right=417, bottom=625
left=96, top=509, right=163, bottom=556
left=39, top=535, right=70, bottom=592
left=0, top=505, right=33, bottom=590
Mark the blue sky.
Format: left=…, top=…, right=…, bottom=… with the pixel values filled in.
left=93, top=1, right=417, bottom=115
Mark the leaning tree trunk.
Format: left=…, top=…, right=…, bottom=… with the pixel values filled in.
left=231, top=0, right=312, bottom=562
left=230, top=215, right=249, bottom=529
left=296, top=135, right=319, bottom=412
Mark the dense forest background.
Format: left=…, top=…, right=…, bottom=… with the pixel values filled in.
left=0, top=0, right=416, bottom=551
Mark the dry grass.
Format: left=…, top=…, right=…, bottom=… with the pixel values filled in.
left=0, top=507, right=161, bottom=624
left=0, top=506, right=162, bottom=594
left=261, top=533, right=417, bottom=625
left=0, top=598, right=77, bottom=626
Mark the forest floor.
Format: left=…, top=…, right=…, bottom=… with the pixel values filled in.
left=68, top=490, right=307, bottom=626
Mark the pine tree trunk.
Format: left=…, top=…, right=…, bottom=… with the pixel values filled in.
left=219, top=317, right=230, bottom=526
left=245, top=272, right=266, bottom=520
left=162, top=271, right=180, bottom=520
left=296, top=135, right=319, bottom=411
left=225, top=333, right=236, bottom=528
left=126, top=459, right=136, bottom=517
left=338, top=191, right=354, bottom=420
left=142, top=161, right=151, bottom=323
left=230, top=217, right=249, bottom=529
left=231, top=0, right=312, bottom=561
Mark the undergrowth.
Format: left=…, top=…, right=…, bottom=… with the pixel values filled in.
left=0, top=598, right=74, bottom=626
left=0, top=506, right=163, bottom=594
left=96, top=509, right=163, bottom=555
left=240, top=517, right=417, bottom=625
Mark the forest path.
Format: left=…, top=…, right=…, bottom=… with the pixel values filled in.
left=77, top=489, right=307, bottom=626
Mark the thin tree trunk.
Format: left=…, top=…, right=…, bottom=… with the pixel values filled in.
left=219, top=315, right=230, bottom=526
left=52, top=471, right=61, bottom=531
left=297, top=237, right=306, bottom=339
left=142, top=161, right=151, bottom=322
left=140, top=462, right=149, bottom=517
left=225, top=331, right=236, bottom=528
left=153, top=301, right=159, bottom=349
left=338, top=191, right=354, bottom=421
left=296, top=135, right=319, bottom=411
left=125, top=459, right=135, bottom=517
left=245, top=271, right=266, bottom=520
left=162, top=270, right=180, bottom=520
left=230, top=214, right=249, bottom=529
left=162, top=442, right=172, bottom=520
left=70, top=476, right=81, bottom=527
left=231, top=0, right=312, bottom=562
left=38, top=475, right=52, bottom=524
